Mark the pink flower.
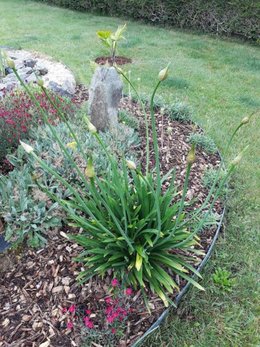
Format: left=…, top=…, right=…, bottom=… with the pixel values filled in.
left=68, top=305, right=76, bottom=313
left=61, top=307, right=67, bottom=313
left=111, top=328, right=116, bottom=334
left=111, top=278, right=119, bottom=287
left=84, top=316, right=94, bottom=329
left=67, top=321, right=73, bottom=329
left=85, top=309, right=91, bottom=315
left=105, top=297, right=112, bottom=305
left=125, top=288, right=133, bottom=296
left=107, top=315, right=115, bottom=324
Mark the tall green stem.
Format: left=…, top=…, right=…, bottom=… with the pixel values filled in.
left=150, top=81, right=162, bottom=194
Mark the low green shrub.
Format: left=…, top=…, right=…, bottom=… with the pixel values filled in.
left=118, top=109, right=139, bottom=130
left=0, top=165, right=61, bottom=247
left=35, top=0, right=259, bottom=41
left=188, top=132, right=218, bottom=154
left=202, top=168, right=228, bottom=195
left=166, top=102, right=193, bottom=122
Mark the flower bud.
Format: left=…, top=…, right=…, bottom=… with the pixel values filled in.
left=231, top=145, right=248, bottom=166
left=126, top=160, right=136, bottom=170
left=7, top=59, right=15, bottom=69
left=158, top=65, right=169, bottom=81
left=37, top=79, right=44, bottom=87
left=241, top=116, right=249, bottom=125
left=85, top=159, right=95, bottom=178
left=88, top=122, right=97, bottom=134
left=231, top=154, right=242, bottom=166
left=66, top=141, right=77, bottom=150
left=187, top=144, right=196, bottom=165
left=20, top=141, right=34, bottom=153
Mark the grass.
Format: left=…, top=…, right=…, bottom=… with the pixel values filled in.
left=0, top=0, right=259, bottom=346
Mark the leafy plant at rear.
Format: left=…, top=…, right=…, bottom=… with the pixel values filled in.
left=97, top=24, right=127, bottom=65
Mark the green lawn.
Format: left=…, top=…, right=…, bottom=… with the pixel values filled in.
left=1, top=0, right=259, bottom=346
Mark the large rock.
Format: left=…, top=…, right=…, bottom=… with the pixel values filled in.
left=0, top=49, right=76, bottom=98
left=88, top=66, right=123, bottom=131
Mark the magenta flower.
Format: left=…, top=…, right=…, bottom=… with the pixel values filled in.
left=105, top=297, right=112, bottom=305
left=111, top=328, right=116, bottom=334
left=107, top=315, right=115, bottom=324
left=61, top=307, right=67, bottom=313
left=68, top=304, right=76, bottom=313
left=125, top=288, right=133, bottom=296
left=111, top=278, right=119, bottom=287
left=67, top=321, right=73, bottom=329
left=84, top=316, right=94, bottom=329
left=85, top=309, right=91, bottom=315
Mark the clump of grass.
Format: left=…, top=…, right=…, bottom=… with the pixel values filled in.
left=188, top=132, right=217, bottom=154
left=212, top=268, right=235, bottom=292
left=166, top=101, right=192, bottom=122
left=118, top=109, right=139, bottom=129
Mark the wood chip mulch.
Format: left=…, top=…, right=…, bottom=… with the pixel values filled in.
left=0, top=86, right=224, bottom=347
left=95, top=56, right=132, bottom=66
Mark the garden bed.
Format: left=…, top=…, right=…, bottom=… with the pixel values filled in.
left=0, top=86, right=224, bottom=347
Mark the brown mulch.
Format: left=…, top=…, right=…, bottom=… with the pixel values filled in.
left=0, top=87, right=224, bottom=347
left=95, top=56, right=132, bottom=66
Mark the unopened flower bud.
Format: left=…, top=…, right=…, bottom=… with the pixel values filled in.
left=126, top=160, right=136, bottom=170
left=187, top=144, right=196, bottom=165
left=85, top=159, right=95, bottom=178
left=88, top=122, right=97, bottom=134
left=37, top=79, right=44, bottom=87
left=241, top=116, right=249, bottom=125
left=7, top=59, right=15, bottom=69
left=231, top=154, right=242, bottom=166
left=158, top=65, right=169, bottom=81
left=20, top=141, right=34, bottom=153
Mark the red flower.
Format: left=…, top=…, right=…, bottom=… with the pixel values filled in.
left=111, top=328, right=116, bottom=334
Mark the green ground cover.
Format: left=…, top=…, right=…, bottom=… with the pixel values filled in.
left=0, top=0, right=259, bottom=346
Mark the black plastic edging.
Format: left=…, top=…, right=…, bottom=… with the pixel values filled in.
left=131, top=206, right=226, bottom=347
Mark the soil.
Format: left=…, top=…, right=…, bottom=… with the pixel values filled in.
left=95, top=56, right=132, bottom=66
left=0, top=85, right=224, bottom=347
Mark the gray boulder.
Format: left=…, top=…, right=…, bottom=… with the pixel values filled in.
left=88, top=66, right=123, bottom=131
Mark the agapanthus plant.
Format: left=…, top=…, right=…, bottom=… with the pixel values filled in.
left=9, top=57, right=249, bottom=306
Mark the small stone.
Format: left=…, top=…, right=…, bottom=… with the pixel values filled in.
left=24, top=59, right=36, bottom=68
left=2, top=318, right=10, bottom=327
left=52, top=286, right=63, bottom=293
